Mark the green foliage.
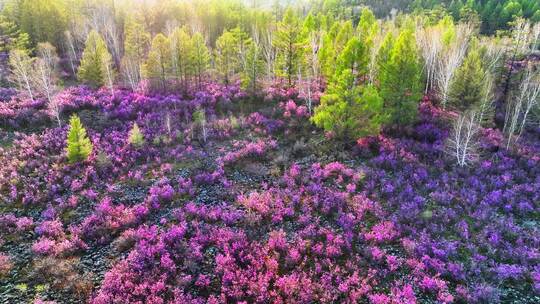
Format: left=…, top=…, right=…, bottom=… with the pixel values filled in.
left=191, top=32, right=210, bottom=88
left=318, top=33, right=337, bottom=80
left=241, top=43, right=265, bottom=94
left=77, top=31, right=113, bottom=88
left=193, top=108, right=207, bottom=142
left=335, top=37, right=369, bottom=83
left=66, top=115, right=93, bottom=164
left=128, top=123, right=145, bottom=148
left=379, top=29, right=422, bottom=125
left=439, top=15, right=456, bottom=46
left=215, top=29, right=241, bottom=84
left=0, top=15, right=31, bottom=53
left=335, top=20, right=354, bottom=52
left=375, top=32, right=395, bottom=80
left=274, top=8, right=305, bottom=87
left=17, top=0, right=67, bottom=48
left=124, top=16, right=150, bottom=62
left=448, top=41, right=486, bottom=111
left=169, top=27, right=194, bottom=86
left=143, top=33, right=172, bottom=91
left=411, top=0, right=540, bottom=33
left=312, top=69, right=386, bottom=139
left=193, top=108, right=206, bottom=125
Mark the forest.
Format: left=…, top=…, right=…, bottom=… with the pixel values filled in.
left=0, top=0, right=539, bottom=303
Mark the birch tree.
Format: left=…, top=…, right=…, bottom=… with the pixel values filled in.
left=8, top=49, right=35, bottom=101
left=64, top=31, right=79, bottom=77
left=33, top=43, right=61, bottom=126
left=417, top=25, right=442, bottom=93
left=503, top=65, right=540, bottom=149
left=447, top=110, right=480, bottom=167
left=435, top=23, right=473, bottom=108
left=261, top=27, right=276, bottom=82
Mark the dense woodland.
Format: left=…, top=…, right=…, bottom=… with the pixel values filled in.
left=0, top=0, right=539, bottom=303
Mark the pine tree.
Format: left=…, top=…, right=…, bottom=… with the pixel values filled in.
left=335, top=20, right=354, bottom=53
left=0, top=16, right=31, bottom=53
left=19, top=0, right=68, bottom=49
left=379, top=29, right=422, bottom=125
left=191, top=32, right=210, bottom=89
left=128, top=123, right=145, bottom=148
left=357, top=7, right=378, bottom=41
left=66, top=115, right=93, bottom=164
left=124, top=16, right=150, bottom=62
left=77, top=30, right=114, bottom=89
left=335, top=37, right=369, bottom=83
left=143, top=33, right=172, bottom=91
left=448, top=42, right=486, bottom=111
left=241, top=43, right=265, bottom=94
left=122, top=16, right=150, bottom=90
left=318, top=32, right=337, bottom=80
left=312, top=69, right=386, bottom=139
left=169, top=27, right=194, bottom=89
left=215, top=30, right=239, bottom=84
left=357, top=7, right=378, bottom=70
left=273, top=8, right=305, bottom=87
left=375, top=32, right=394, bottom=81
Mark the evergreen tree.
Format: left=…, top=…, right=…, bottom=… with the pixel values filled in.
left=375, top=32, right=395, bottom=82
left=357, top=7, right=378, bottom=40
left=448, top=41, right=486, bottom=111
left=19, top=0, right=68, bottom=49
left=241, top=43, right=265, bottom=94
left=335, top=37, right=369, bottom=83
left=357, top=7, right=379, bottom=63
left=122, top=16, right=150, bottom=89
left=0, top=15, right=31, bottom=53
left=312, top=69, right=386, bottom=139
left=66, top=115, right=93, bottom=164
left=191, top=32, right=210, bottom=89
left=273, top=8, right=305, bottom=87
left=128, top=123, right=145, bottom=148
left=318, top=32, right=337, bottom=80
left=169, top=27, right=194, bottom=89
left=335, top=20, right=354, bottom=53
left=379, top=29, right=422, bottom=125
left=77, top=30, right=114, bottom=89
left=215, top=30, right=239, bottom=84
left=124, top=16, right=150, bottom=62
left=143, top=33, right=172, bottom=91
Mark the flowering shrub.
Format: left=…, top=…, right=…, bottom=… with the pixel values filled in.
left=0, top=85, right=539, bottom=303
left=0, top=253, right=12, bottom=276
left=221, top=139, right=277, bottom=165
left=92, top=164, right=455, bottom=303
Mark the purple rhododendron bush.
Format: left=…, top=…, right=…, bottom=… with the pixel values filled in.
left=0, top=83, right=539, bottom=304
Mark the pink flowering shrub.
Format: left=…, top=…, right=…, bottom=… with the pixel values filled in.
left=92, top=164, right=453, bottom=303
left=0, top=253, right=12, bottom=276
left=1, top=84, right=539, bottom=303
left=221, top=139, right=277, bottom=165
